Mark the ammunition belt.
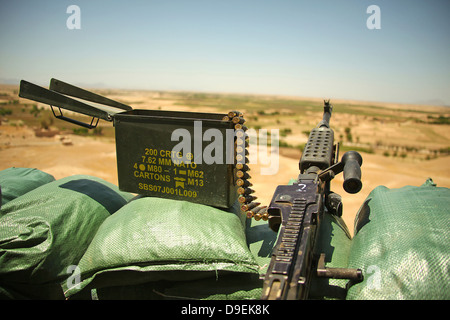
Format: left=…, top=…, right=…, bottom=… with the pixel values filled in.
left=223, top=111, right=269, bottom=221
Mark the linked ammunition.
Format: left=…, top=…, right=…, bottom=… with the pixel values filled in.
left=228, top=111, right=243, bottom=118
left=241, top=201, right=260, bottom=212
left=237, top=187, right=254, bottom=195
left=236, top=138, right=249, bottom=147
left=235, top=163, right=250, bottom=171
left=236, top=146, right=249, bottom=156
left=234, top=124, right=248, bottom=131
left=238, top=195, right=257, bottom=204
left=236, top=171, right=251, bottom=180
left=236, top=179, right=252, bottom=188
left=235, top=129, right=246, bottom=138
left=260, top=207, right=269, bottom=221
left=232, top=116, right=245, bottom=124
left=235, top=156, right=249, bottom=164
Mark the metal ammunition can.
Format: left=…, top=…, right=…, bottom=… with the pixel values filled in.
left=113, top=110, right=238, bottom=208
left=18, top=79, right=241, bottom=209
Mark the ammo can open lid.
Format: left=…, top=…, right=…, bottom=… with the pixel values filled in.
left=19, top=79, right=230, bottom=128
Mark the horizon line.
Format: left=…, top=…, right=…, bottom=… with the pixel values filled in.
left=2, top=79, right=449, bottom=109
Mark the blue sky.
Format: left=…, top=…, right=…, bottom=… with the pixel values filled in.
left=1, top=0, right=449, bottom=105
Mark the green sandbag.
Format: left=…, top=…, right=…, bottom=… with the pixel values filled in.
left=72, top=272, right=264, bottom=300
left=0, top=167, right=55, bottom=207
left=347, top=178, right=450, bottom=300
left=63, top=197, right=260, bottom=299
left=0, top=175, right=133, bottom=299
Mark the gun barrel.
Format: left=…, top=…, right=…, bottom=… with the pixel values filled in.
left=319, top=100, right=332, bottom=128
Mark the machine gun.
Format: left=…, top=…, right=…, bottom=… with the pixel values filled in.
left=261, top=100, right=363, bottom=300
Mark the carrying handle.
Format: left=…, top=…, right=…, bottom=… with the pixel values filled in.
left=50, top=106, right=99, bottom=129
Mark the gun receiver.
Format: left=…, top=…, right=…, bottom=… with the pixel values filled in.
left=262, top=100, right=363, bottom=300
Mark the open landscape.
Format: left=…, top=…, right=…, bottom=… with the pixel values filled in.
left=1, top=83, right=449, bottom=234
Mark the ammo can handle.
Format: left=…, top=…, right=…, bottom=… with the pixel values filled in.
left=50, top=105, right=99, bottom=129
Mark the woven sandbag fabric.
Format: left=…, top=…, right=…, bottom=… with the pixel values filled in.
left=0, top=175, right=133, bottom=299
left=80, top=273, right=264, bottom=300
left=0, top=167, right=55, bottom=207
left=346, top=179, right=450, bottom=300
left=63, top=197, right=260, bottom=299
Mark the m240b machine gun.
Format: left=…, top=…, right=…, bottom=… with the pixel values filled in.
left=262, top=100, right=363, bottom=300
